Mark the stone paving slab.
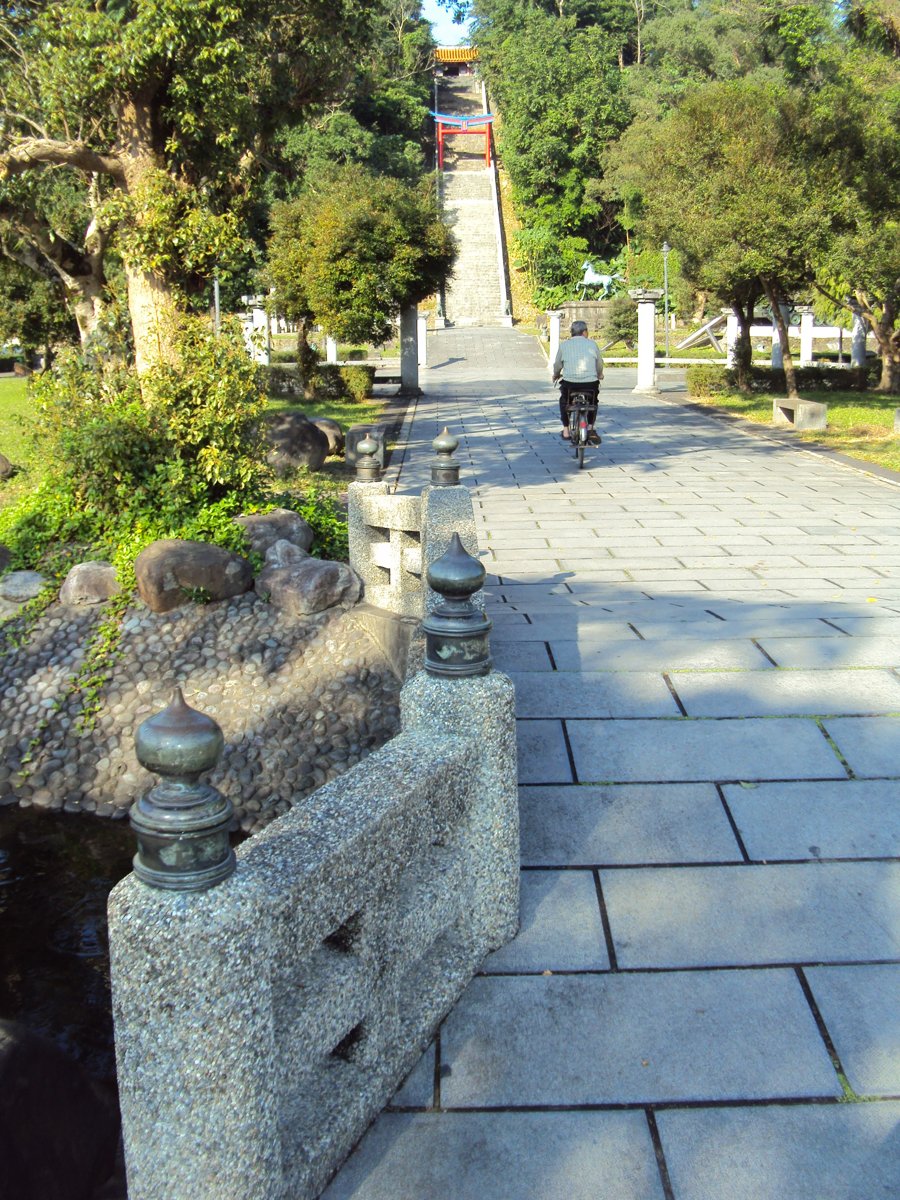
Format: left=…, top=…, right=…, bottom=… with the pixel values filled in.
left=517, top=720, right=571, bottom=784
left=519, top=783, right=740, bottom=866
left=755, top=634, right=900, bottom=668
left=550, top=637, right=771, bottom=672
left=567, top=717, right=844, bottom=783
left=822, top=716, right=900, bottom=777
left=437, top=973, right=840, bottom=1106
left=805, top=965, right=900, bottom=1096
left=322, top=1111, right=666, bottom=1200
left=510, top=671, right=679, bottom=718
left=672, top=668, right=900, bottom=717
left=656, top=1102, right=900, bottom=1200
left=484, top=870, right=608, bottom=972
left=722, top=779, right=900, bottom=860
left=600, top=863, right=900, bottom=967
left=490, top=640, right=555, bottom=673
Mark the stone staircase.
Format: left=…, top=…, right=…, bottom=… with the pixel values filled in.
left=436, top=77, right=508, bottom=327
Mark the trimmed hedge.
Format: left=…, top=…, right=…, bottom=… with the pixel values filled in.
left=686, top=362, right=880, bottom=399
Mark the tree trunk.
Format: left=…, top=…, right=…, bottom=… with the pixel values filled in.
left=856, top=292, right=900, bottom=394
left=295, top=316, right=319, bottom=398
left=761, top=277, right=799, bottom=400
left=117, top=94, right=180, bottom=374
left=731, top=301, right=753, bottom=393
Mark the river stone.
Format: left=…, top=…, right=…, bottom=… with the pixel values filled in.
left=311, top=417, right=344, bottom=456
left=134, top=539, right=253, bottom=614
left=256, top=557, right=361, bottom=615
left=0, top=452, right=13, bottom=480
left=263, top=411, right=329, bottom=473
left=264, top=538, right=310, bottom=569
left=0, top=570, right=47, bottom=602
left=0, top=1020, right=119, bottom=1200
left=59, top=561, right=120, bottom=607
left=234, top=508, right=314, bottom=555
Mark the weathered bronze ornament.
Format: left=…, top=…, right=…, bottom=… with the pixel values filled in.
left=130, top=688, right=235, bottom=891
left=423, top=532, right=492, bottom=677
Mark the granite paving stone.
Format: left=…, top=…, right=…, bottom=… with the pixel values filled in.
left=567, top=717, right=845, bottom=783
left=437, top=972, right=840, bottom=1106
left=322, top=1111, right=666, bottom=1200
left=822, top=716, right=900, bottom=777
left=805, top=965, right=900, bottom=1096
left=484, top=870, right=608, bottom=972
left=600, top=862, right=900, bottom=967
left=755, top=635, right=900, bottom=668
left=723, top=779, right=900, bottom=860
left=517, top=720, right=572, bottom=784
left=656, top=1102, right=900, bottom=1200
left=510, top=671, right=679, bottom=718
left=548, top=637, right=771, bottom=671
left=672, top=668, right=900, bottom=717
left=519, top=783, right=741, bottom=866
left=490, top=640, right=555, bottom=673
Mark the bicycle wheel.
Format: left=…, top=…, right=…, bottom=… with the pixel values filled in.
left=577, top=413, right=587, bottom=469
left=577, top=442, right=585, bottom=469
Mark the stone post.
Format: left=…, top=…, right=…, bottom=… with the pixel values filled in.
left=325, top=336, right=338, bottom=364
left=399, top=304, right=421, bottom=395
left=629, top=288, right=663, bottom=393
left=770, top=304, right=791, bottom=369
left=417, top=314, right=428, bottom=367
left=798, top=305, right=815, bottom=367
left=547, top=310, right=563, bottom=376
left=851, top=309, right=868, bottom=368
left=725, top=310, right=740, bottom=370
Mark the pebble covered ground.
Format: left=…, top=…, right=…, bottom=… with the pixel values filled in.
left=0, top=592, right=402, bottom=833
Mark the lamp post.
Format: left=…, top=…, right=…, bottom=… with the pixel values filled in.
left=662, top=241, right=671, bottom=362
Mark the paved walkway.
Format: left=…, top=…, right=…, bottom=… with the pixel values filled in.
left=325, top=327, right=900, bottom=1200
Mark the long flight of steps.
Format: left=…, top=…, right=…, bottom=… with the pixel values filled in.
left=437, top=76, right=508, bottom=327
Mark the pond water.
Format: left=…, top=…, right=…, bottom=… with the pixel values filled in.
left=0, top=807, right=135, bottom=1085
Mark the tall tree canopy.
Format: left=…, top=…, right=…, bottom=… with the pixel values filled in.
left=0, top=0, right=386, bottom=369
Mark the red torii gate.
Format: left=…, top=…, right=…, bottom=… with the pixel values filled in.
left=431, top=111, right=496, bottom=168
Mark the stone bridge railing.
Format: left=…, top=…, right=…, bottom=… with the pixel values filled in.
left=107, top=433, right=519, bottom=1200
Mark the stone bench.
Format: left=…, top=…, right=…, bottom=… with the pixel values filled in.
left=772, top=398, right=828, bottom=431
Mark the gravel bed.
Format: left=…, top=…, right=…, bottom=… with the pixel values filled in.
left=0, top=593, right=402, bottom=833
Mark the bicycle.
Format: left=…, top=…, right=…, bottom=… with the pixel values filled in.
left=565, top=390, right=598, bottom=470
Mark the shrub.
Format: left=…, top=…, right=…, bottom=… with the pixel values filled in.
left=313, top=363, right=345, bottom=399
left=686, top=365, right=731, bottom=397
left=270, top=349, right=296, bottom=364
left=339, top=365, right=375, bottom=402
left=746, top=364, right=877, bottom=393
left=264, top=365, right=303, bottom=398
left=601, top=293, right=638, bottom=348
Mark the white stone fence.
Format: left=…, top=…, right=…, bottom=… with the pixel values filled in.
left=108, top=466, right=518, bottom=1200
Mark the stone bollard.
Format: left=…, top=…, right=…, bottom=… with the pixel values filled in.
left=130, top=688, right=235, bottom=891
left=894, top=409, right=900, bottom=434
left=547, top=309, right=563, bottom=375
left=430, top=427, right=460, bottom=486
left=423, top=532, right=492, bottom=677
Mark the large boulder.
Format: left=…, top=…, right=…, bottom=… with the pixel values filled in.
left=233, top=508, right=314, bottom=556
left=134, top=539, right=253, bottom=614
left=311, top=417, right=344, bottom=456
left=0, top=452, right=13, bottom=479
left=0, top=1020, right=119, bottom=1200
left=263, top=411, right=329, bottom=473
left=256, top=546, right=360, bottom=616
left=59, top=561, right=120, bottom=607
left=0, top=570, right=47, bottom=603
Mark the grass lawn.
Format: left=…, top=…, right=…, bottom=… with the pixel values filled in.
left=266, top=392, right=388, bottom=434
left=689, top=387, right=900, bottom=474
left=0, top=377, right=40, bottom=509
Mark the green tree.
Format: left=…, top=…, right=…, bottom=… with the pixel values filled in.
left=267, top=167, right=455, bottom=381
left=0, top=258, right=78, bottom=365
left=605, top=78, right=835, bottom=396
left=0, top=0, right=384, bottom=372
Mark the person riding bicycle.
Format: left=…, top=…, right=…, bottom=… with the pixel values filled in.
left=551, top=320, right=603, bottom=442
